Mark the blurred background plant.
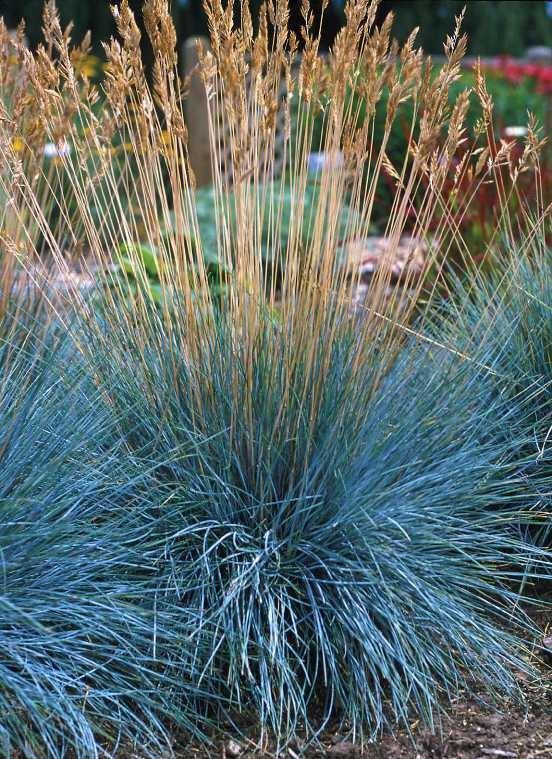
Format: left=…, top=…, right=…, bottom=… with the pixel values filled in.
left=293, top=64, right=550, bottom=253
left=1, top=0, right=550, bottom=56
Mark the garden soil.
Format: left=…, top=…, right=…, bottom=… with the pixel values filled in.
left=178, top=623, right=552, bottom=759
left=184, top=686, right=552, bottom=759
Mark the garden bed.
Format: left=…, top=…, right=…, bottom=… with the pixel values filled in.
left=179, top=666, right=552, bottom=759
left=169, top=612, right=552, bottom=759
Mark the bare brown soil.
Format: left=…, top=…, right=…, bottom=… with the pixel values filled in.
left=181, top=687, right=552, bottom=759
left=178, top=639, right=552, bottom=759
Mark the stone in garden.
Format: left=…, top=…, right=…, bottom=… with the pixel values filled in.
left=344, top=235, right=428, bottom=283
left=225, top=739, right=242, bottom=757
left=327, top=740, right=359, bottom=756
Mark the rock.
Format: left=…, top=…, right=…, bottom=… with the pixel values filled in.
left=225, top=739, right=242, bottom=757
left=327, top=741, right=358, bottom=757
left=343, top=235, right=429, bottom=283
left=474, top=713, right=504, bottom=728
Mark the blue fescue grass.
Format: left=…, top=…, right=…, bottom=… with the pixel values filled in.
left=0, top=0, right=549, bottom=751
left=77, top=299, right=549, bottom=746
left=429, top=245, right=550, bottom=401
left=424, top=237, right=551, bottom=547
left=2, top=279, right=547, bottom=754
left=0, top=297, right=222, bottom=757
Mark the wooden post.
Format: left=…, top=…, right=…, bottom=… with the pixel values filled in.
left=183, top=37, right=213, bottom=187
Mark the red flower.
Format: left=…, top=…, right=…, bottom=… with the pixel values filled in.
left=536, top=68, right=552, bottom=94
left=479, top=56, right=552, bottom=91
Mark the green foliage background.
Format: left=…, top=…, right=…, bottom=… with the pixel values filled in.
left=385, top=0, right=552, bottom=56
left=0, top=0, right=550, bottom=56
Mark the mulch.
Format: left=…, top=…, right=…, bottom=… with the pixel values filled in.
left=172, top=613, right=552, bottom=759
left=182, top=688, right=552, bottom=759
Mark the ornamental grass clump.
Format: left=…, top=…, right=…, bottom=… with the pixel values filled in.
left=0, top=0, right=549, bottom=751
left=0, top=223, right=217, bottom=756
left=425, top=226, right=551, bottom=547
left=432, top=235, right=550, bottom=419
left=0, top=284, right=222, bottom=757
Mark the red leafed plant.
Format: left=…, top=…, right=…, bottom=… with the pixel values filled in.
left=486, top=55, right=552, bottom=95
left=378, top=60, right=551, bottom=269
